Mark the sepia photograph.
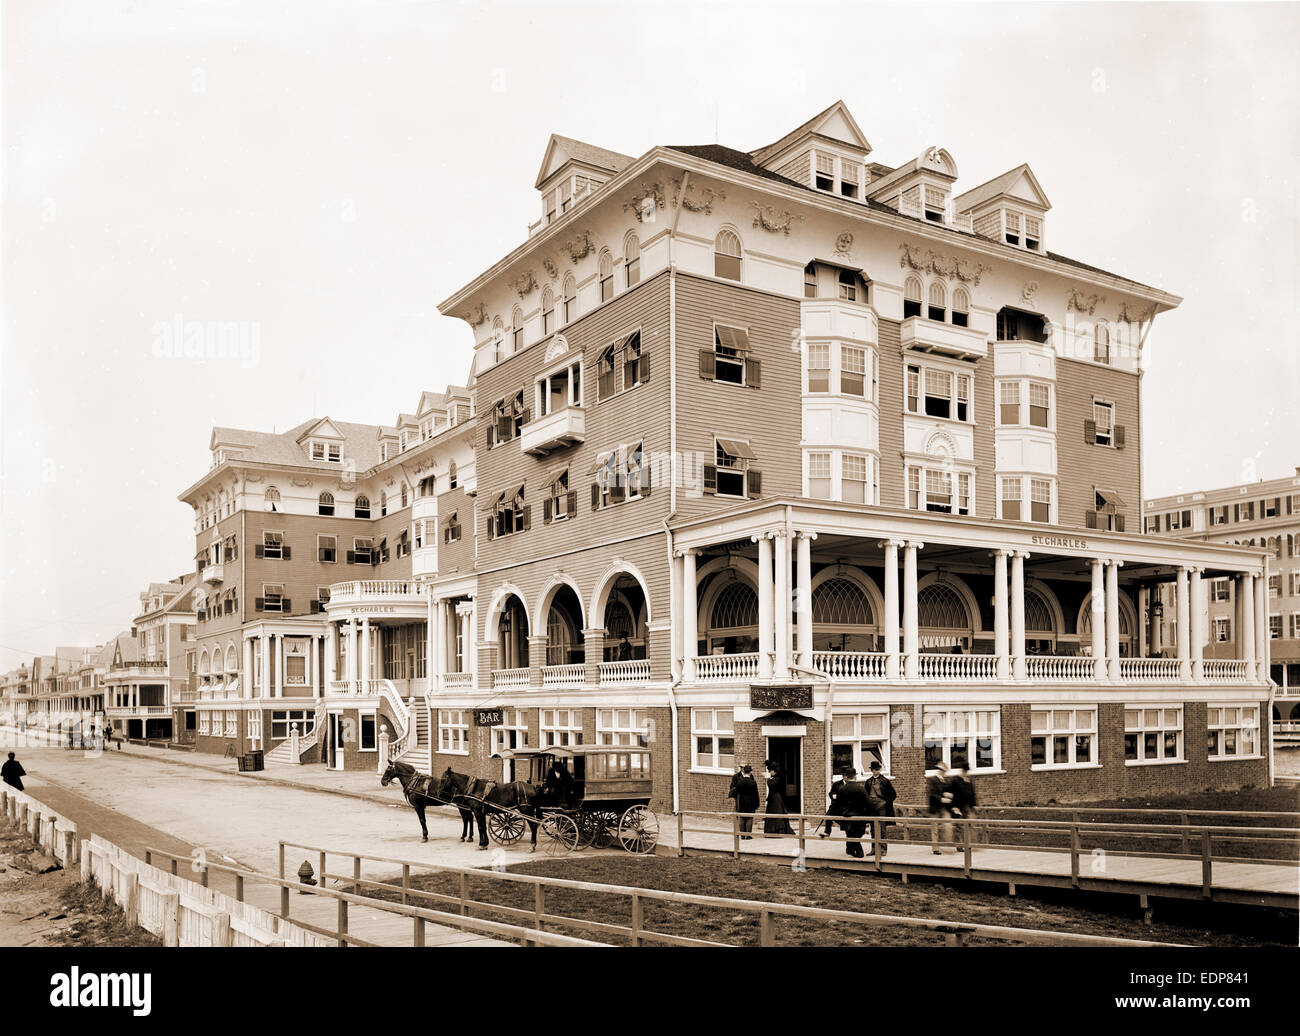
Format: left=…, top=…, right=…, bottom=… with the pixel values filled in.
left=1, top=0, right=1296, bottom=1016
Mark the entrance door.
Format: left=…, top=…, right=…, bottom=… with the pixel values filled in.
left=766, top=737, right=802, bottom=815
left=329, top=714, right=346, bottom=770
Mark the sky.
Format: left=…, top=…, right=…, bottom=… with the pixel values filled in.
left=2, top=0, right=1297, bottom=667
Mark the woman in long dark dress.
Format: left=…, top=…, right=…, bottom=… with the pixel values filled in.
left=762, top=759, right=793, bottom=834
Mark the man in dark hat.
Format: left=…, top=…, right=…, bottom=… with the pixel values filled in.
left=728, top=764, right=760, bottom=838
left=833, top=767, right=870, bottom=858
left=2, top=751, right=25, bottom=791
left=864, top=760, right=897, bottom=856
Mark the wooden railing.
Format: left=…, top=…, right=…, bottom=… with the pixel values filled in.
left=492, top=667, right=531, bottom=690
left=599, top=659, right=651, bottom=686
left=1025, top=655, right=1095, bottom=682
left=276, top=838, right=1183, bottom=947
left=693, top=653, right=759, bottom=682
left=542, top=664, right=585, bottom=688
left=812, top=651, right=887, bottom=681
left=918, top=653, right=998, bottom=682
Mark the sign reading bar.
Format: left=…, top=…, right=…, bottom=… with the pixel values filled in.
left=749, top=684, right=813, bottom=711
left=473, top=707, right=505, bottom=727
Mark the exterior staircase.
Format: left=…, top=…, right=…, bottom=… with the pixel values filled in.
left=396, top=704, right=431, bottom=772
left=265, top=701, right=325, bottom=765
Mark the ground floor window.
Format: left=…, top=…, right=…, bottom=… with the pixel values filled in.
left=198, top=712, right=211, bottom=736
left=923, top=707, right=1001, bottom=773
left=185, top=711, right=196, bottom=731
left=491, top=708, right=530, bottom=755
left=691, top=708, right=734, bottom=772
left=1124, top=706, right=1182, bottom=763
left=1030, top=707, right=1096, bottom=768
left=359, top=711, right=377, bottom=752
left=597, top=708, right=651, bottom=746
left=438, top=709, right=469, bottom=754
left=271, top=709, right=316, bottom=740
left=830, top=711, right=890, bottom=776
left=247, top=710, right=262, bottom=747
left=224, top=710, right=237, bottom=738
left=1207, top=704, right=1259, bottom=759
left=540, top=708, right=583, bottom=748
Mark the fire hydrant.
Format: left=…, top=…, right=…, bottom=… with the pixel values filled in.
left=297, top=859, right=317, bottom=894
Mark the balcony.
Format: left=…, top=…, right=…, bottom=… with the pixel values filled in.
left=813, top=651, right=887, bottom=681
left=327, top=679, right=384, bottom=696
left=202, top=563, right=224, bottom=586
left=442, top=672, right=472, bottom=690
left=519, top=405, right=585, bottom=457
left=918, top=653, right=998, bottom=682
left=108, top=660, right=170, bottom=679
left=799, top=298, right=878, bottom=345
left=599, top=659, right=651, bottom=686
left=542, top=664, right=585, bottom=689
left=693, top=653, right=759, bottom=683
left=900, top=316, right=989, bottom=360
left=491, top=668, right=531, bottom=691
left=329, top=580, right=423, bottom=603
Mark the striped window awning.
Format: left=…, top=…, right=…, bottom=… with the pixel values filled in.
left=715, top=438, right=756, bottom=460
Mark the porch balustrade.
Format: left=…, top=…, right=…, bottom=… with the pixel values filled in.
left=812, top=651, right=887, bottom=681
left=1024, top=655, right=1096, bottom=682
left=1201, top=658, right=1249, bottom=683
left=442, top=672, right=472, bottom=690
left=1118, top=658, right=1182, bottom=683
left=917, top=653, right=999, bottom=682
left=692, top=653, right=759, bottom=683
left=491, top=667, right=531, bottom=691
left=541, top=664, right=585, bottom=689
left=598, top=659, right=652, bottom=686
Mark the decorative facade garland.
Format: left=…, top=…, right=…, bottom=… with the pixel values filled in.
left=671, top=178, right=726, bottom=214
left=622, top=182, right=666, bottom=223
left=1066, top=288, right=1106, bottom=316
left=563, top=230, right=595, bottom=263
left=751, top=201, right=803, bottom=236
left=511, top=270, right=538, bottom=298
left=541, top=256, right=560, bottom=281
left=1021, top=280, right=1039, bottom=303
left=1116, top=300, right=1156, bottom=325
left=898, top=242, right=991, bottom=286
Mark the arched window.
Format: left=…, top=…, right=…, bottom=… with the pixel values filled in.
left=605, top=599, right=636, bottom=641
left=225, top=644, right=239, bottom=673
left=541, top=287, right=555, bottom=335
left=354, top=495, right=370, bottom=519
left=804, top=263, right=817, bottom=298
left=562, top=274, right=577, bottom=324
left=812, top=578, right=874, bottom=626
left=400, top=483, right=408, bottom=509
left=952, top=286, right=970, bottom=327
left=624, top=233, right=641, bottom=286
left=448, top=460, right=458, bottom=489
left=711, top=580, right=758, bottom=630
left=714, top=229, right=742, bottom=281
left=264, top=487, right=280, bottom=512
left=598, top=250, right=614, bottom=302
left=928, top=281, right=947, bottom=322
left=918, top=583, right=970, bottom=630
left=904, top=275, right=923, bottom=318
left=1024, top=589, right=1054, bottom=632
left=318, top=491, right=334, bottom=516
left=511, top=306, right=524, bottom=352
left=198, top=651, right=210, bottom=677
left=1094, top=324, right=1110, bottom=364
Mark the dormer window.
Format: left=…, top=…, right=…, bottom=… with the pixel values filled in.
left=924, top=186, right=948, bottom=223
left=838, top=270, right=857, bottom=302
left=309, top=440, right=341, bottom=463
left=1005, top=211, right=1021, bottom=246
left=815, top=154, right=834, bottom=191
left=380, top=442, right=389, bottom=462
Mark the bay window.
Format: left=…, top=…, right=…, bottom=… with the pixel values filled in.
left=1000, top=477, right=1021, bottom=520
left=841, top=346, right=866, bottom=397
left=807, top=343, right=830, bottom=392
left=1030, top=479, right=1052, bottom=523
left=808, top=452, right=831, bottom=499
left=999, top=382, right=1020, bottom=425
left=843, top=453, right=869, bottom=503
left=1029, top=382, right=1051, bottom=428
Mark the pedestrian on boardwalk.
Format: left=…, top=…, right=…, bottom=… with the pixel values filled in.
left=948, top=766, right=979, bottom=846
left=834, top=768, right=870, bottom=858
left=820, top=768, right=848, bottom=838
left=927, top=759, right=955, bottom=854
left=762, top=760, right=793, bottom=835
left=864, top=760, right=897, bottom=856
left=2, top=751, right=25, bottom=791
left=729, top=764, right=759, bottom=839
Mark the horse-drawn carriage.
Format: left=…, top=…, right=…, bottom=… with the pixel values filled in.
left=486, top=745, right=660, bottom=855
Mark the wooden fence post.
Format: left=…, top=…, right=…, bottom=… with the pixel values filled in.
left=352, top=855, right=361, bottom=896
left=161, top=892, right=180, bottom=948
left=732, top=812, right=740, bottom=858
left=319, top=851, right=327, bottom=890
left=212, top=911, right=231, bottom=947
left=337, top=898, right=349, bottom=947
left=534, top=884, right=546, bottom=932
left=280, top=885, right=290, bottom=919
left=759, top=908, right=776, bottom=947
left=1180, top=813, right=1190, bottom=855
left=122, top=872, right=140, bottom=928
left=79, top=840, right=91, bottom=885
left=278, top=842, right=286, bottom=880
left=677, top=810, right=685, bottom=858
left=402, top=863, right=410, bottom=906
left=1201, top=830, right=1213, bottom=899
left=413, top=916, right=425, bottom=947
left=458, top=872, right=468, bottom=916
left=63, top=829, right=76, bottom=868
left=29, top=809, right=41, bottom=846
left=235, top=874, right=245, bottom=902
left=631, top=893, right=644, bottom=947
left=1069, top=824, right=1080, bottom=888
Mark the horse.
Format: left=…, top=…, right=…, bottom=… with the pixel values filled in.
left=380, top=760, right=480, bottom=843
left=432, top=767, right=544, bottom=851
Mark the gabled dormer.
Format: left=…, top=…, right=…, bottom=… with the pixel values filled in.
left=867, top=147, right=960, bottom=224
left=751, top=100, right=872, bottom=201
left=955, top=164, right=1051, bottom=253
left=395, top=413, right=420, bottom=453
left=533, top=134, right=634, bottom=232
left=208, top=427, right=251, bottom=469
left=296, top=418, right=345, bottom=464
left=377, top=427, right=399, bottom=465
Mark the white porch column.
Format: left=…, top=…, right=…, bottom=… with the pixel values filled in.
left=468, top=602, right=479, bottom=686
left=426, top=593, right=437, bottom=694
left=309, top=635, right=319, bottom=697
left=773, top=531, right=791, bottom=679
left=243, top=638, right=254, bottom=700
left=1241, top=574, right=1256, bottom=670
left=435, top=599, right=448, bottom=692
left=681, top=550, right=698, bottom=682
left=993, top=549, right=1010, bottom=682
left=669, top=552, right=683, bottom=680
left=881, top=540, right=901, bottom=681
left=1090, top=560, right=1107, bottom=681
left=347, top=620, right=359, bottom=684
left=1189, top=567, right=1204, bottom=682
left=259, top=635, right=270, bottom=698
left=755, top=534, right=774, bottom=681
left=1138, top=586, right=1150, bottom=659
left=902, top=541, right=921, bottom=680
left=275, top=634, right=285, bottom=699
left=1254, top=569, right=1268, bottom=683
left=1176, top=566, right=1191, bottom=682
left=325, top=622, right=337, bottom=691
left=796, top=531, right=814, bottom=669
left=359, top=618, right=371, bottom=690
left=1106, top=560, right=1122, bottom=682
left=1011, top=551, right=1027, bottom=681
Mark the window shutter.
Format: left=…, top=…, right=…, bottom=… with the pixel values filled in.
left=487, top=516, right=496, bottom=540
left=346, top=550, right=356, bottom=564
left=1233, top=504, right=1240, bottom=522
left=310, top=600, right=321, bottom=614
left=282, top=545, right=291, bottom=560
left=486, top=425, right=495, bottom=449
left=699, top=349, right=716, bottom=379
left=637, top=352, right=650, bottom=383
left=281, top=599, right=292, bottom=614
left=566, top=489, right=577, bottom=515
left=255, top=598, right=265, bottom=612
left=254, top=544, right=264, bottom=559
left=521, top=407, right=532, bottom=426
left=1114, top=514, right=1126, bottom=533
left=611, top=483, right=625, bottom=503
left=591, top=483, right=600, bottom=510
left=522, top=505, right=532, bottom=531
left=640, top=464, right=652, bottom=497
left=1085, top=510, right=1098, bottom=530
left=745, top=357, right=762, bottom=388
left=497, top=415, right=512, bottom=440
left=1083, top=419, right=1096, bottom=444
left=747, top=469, right=763, bottom=498
left=1114, top=424, right=1126, bottom=449
left=703, top=464, right=718, bottom=495
left=543, top=497, right=553, bottom=524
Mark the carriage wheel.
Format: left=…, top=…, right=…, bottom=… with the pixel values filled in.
left=541, top=814, right=579, bottom=856
left=487, top=810, right=526, bottom=845
left=618, top=806, right=660, bottom=855
left=591, top=812, right=619, bottom=850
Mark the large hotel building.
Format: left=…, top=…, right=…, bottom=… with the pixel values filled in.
left=155, top=102, right=1274, bottom=810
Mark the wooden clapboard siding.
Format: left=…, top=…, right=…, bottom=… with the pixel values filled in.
left=473, top=269, right=671, bottom=574
left=876, top=318, right=906, bottom=508
left=972, top=344, right=997, bottom=518
left=434, top=485, right=473, bottom=576
left=1055, top=356, right=1141, bottom=530
left=672, top=272, right=802, bottom=521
